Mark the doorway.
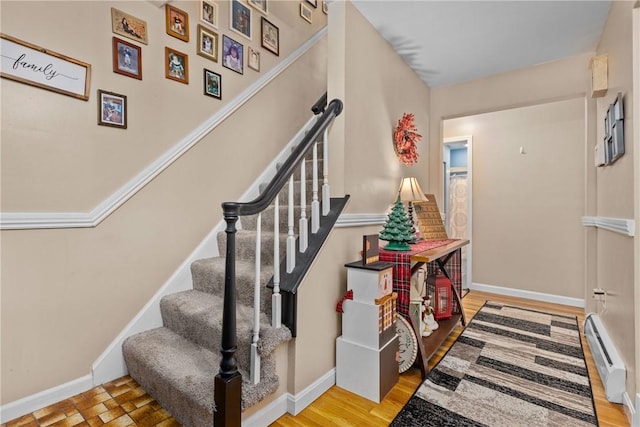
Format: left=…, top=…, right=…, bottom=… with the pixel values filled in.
left=443, top=136, right=472, bottom=293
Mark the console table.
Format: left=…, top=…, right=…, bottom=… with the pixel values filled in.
left=380, top=238, right=469, bottom=378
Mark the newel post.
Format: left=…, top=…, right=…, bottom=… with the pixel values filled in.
left=214, top=206, right=242, bottom=427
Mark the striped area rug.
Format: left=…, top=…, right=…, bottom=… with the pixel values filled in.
left=391, top=302, right=598, bottom=426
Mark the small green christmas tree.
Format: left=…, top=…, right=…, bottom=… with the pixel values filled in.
left=379, top=197, right=415, bottom=251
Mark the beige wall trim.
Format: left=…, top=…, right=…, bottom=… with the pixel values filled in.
left=335, top=213, right=387, bottom=227
left=470, top=282, right=585, bottom=308
left=0, top=375, right=92, bottom=423
left=582, top=216, right=636, bottom=236
left=0, top=27, right=328, bottom=231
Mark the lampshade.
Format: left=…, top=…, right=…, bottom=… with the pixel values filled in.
left=398, top=177, right=428, bottom=202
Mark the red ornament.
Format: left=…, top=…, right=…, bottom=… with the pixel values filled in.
left=428, top=274, right=452, bottom=320
left=394, top=113, right=421, bottom=165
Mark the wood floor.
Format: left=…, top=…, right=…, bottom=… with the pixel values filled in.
left=2, top=291, right=630, bottom=427
left=270, top=291, right=630, bottom=427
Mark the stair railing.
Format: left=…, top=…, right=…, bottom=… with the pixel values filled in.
left=215, top=95, right=342, bottom=427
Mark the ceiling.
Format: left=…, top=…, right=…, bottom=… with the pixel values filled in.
left=351, top=1, right=612, bottom=88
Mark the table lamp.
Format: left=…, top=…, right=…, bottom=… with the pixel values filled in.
left=398, top=177, right=428, bottom=235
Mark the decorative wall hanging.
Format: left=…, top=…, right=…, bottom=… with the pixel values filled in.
left=165, top=47, right=189, bottom=84
left=261, top=17, right=279, bottom=56
left=203, top=69, right=221, bottom=99
left=248, top=47, right=260, bottom=72
left=166, top=4, right=189, bottom=42
left=112, top=37, right=142, bottom=80
left=0, top=33, right=91, bottom=101
left=394, top=113, right=421, bottom=165
left=111, top=8, right=148, bottom=45
left=300, top=3, right=313, bottom=23
left=97, top=90, right=127, bottom=129
left=222, top=35, right=243, bottom=75
left=200, top=0, right=219, bottom=29
left=248, top=0, right=268, bottom=16
left=230, top=0, right=252, bottom=40
left=604, top=92, right=624, bottom=165
left=197, top=25, right=218, bottom=63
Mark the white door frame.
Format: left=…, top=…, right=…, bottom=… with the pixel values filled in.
left=443, top=135, right=473, bottom=290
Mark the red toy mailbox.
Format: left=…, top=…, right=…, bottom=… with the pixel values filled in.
left=427, top=274, right=452, bottom=320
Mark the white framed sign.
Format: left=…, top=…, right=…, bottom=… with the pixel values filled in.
left=0, top=33, right=91, bottom=101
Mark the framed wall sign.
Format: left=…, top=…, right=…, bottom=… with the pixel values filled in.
left=0, top=33, right=91, bottom=100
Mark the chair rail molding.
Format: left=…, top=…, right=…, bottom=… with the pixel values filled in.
left=0, top=26, right=327, bottom=231
left=582, top=216, right=635, bottom=236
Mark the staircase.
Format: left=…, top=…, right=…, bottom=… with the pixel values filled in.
left=122, top=98, right=345, bottom=427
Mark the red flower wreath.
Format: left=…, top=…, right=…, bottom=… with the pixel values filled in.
left=394, top=113, right=421, bottom=165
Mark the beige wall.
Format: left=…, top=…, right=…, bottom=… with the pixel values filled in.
left=444, top=98, right=585, bottom=298
left=290, top=1, right=431, bottom=393
left=1, top=0, right=327, bottom=404
left=594, top=0, right=637, bottom=400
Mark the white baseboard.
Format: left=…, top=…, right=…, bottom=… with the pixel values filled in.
left=470, top=282, right=585, bottom=308
left=0, top=375, right=92, bottom=423
left=623, top=392, right=638, bottom=426
left=242, top=369, right=336, bottom=426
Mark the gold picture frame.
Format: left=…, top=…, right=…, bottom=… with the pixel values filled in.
left=111, top=8, right=148, bottom=45
left=166, top=4, right=190, bottom=42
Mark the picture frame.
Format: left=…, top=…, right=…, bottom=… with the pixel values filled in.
left=98, top=90, right=127, bottom=129
left=248, top=0, right=268, bottom=15
left=200, top=0, right=219, bottom=29
left=0, top=33, right=91, bottom=101
left=306, top=0, right=318, bottom=8
left=230, top=0, right=252, bottom=40
left=203, top=68, right=221, bottom=99
left=112, top=37, right=142, bottom=80
left=166, top=4, right=189, bottom=42
left=605, top=92, right=625, bottom=164
left=111, top=8, right=148, bottom=45
left=222, top=35, right=243, bottom=74
left=300, top=3, right=313, bottom=23
left=322, top=0, right=328, bottom=14
left=261, top=17, right=279, bottom=56
left=165, top=47, right=189, bottom=84
left=197, top=25, right=219, bottom=62
left=248, top=46, right=260, bottom=72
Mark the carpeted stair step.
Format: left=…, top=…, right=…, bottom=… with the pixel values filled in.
left=260, top=179, right=318, bottom=204
left=241, top=204, right=310, bottom=232
left=160, top=289, right=291, bottom=372
left=191, top=257, right=274, bottom=312
left=277, top=158, right=324, bottom=180
left=217, top=229, right=289, bottom=267
left=122, top=327, right=282, bottom=427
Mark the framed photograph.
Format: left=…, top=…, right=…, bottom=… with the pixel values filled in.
left=230, top=0, right=252, bottom=40
left=111, top=8, right=148, bottom=45
left=98, top=90, right=127, bottom=129
left=166, top=4, right=189, bottom=42
left=222, top=35, right=243, bottom=74
left=204, top=69, right=221, bottom=99
left=197, top=25, right=218, bottom=62
left=300, top=3, right=313, bottom=23
left=248, top=0, right=267, bottom=15
left=306, top=0, right=318, bottom=8
left=248, top=46, right=260, bottom=72
left=112, top=37, right=142, bottom=80
left=261, top=17, right=279, bottom=56
left=0, top=33, right=91, bottom=101
left=165, top=47, right=189, bottom=84
left=200, top=0, right=218, bottom=28
left=322, top=0, right=328, bottom=14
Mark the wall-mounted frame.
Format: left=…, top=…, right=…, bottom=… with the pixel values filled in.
left=222, top=35, right=243, bottom=74
left=0, top=33, right=91, bottom=101
left=166, top=4, right=190, bottom=42
left=248, top=46, right=260, bottom=72
left=604, top=92, right=625, bottom=165
left=197, top=25, right=218, bottom=62
left=306, top=0, right=318, bottom=8
left=98, top=89, right=127, bottom=129
left=165, top=47, right=189, bottom=84
left=261, top=17, right=279, bottom=56
left=204, top=68, right=221, bottom=99
left=300, top=3, right=313, bottom=23
left=230, top=0, right=252, bottom=40
left=111, top=8, right=148, bottom=45
left=200, top=0, right=219, bottom=29
left=112, top=37, right=142, bottom=80
left=248, top=0, right=268, bottom=15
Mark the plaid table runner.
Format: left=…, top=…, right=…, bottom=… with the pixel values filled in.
left=379, top=239, right=462, bottom=318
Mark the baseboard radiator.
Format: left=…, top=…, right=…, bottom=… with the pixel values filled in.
left=583, top=313, right=626, bottom=403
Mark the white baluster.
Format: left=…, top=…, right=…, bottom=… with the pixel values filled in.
left=322, top=129, right=331, bottom=215
left=286, top=176, right=296, bottom=272
left=251, top=212, right=262, bottom=384
left=299, top=159, right=308, bottom=252
left=272, top=197, right=281, bottom=328
left=311, top=142, right=320, bottom=233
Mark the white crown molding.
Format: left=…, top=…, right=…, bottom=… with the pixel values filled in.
left=0, top=27, right=328, bottom=230
left=470, top=282, right=585, bottom=308
left=582, top=216, right=635, bottom=236
left=335, top=213, right=387, bottom=228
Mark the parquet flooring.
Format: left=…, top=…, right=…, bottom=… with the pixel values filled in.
left=2, top=291, right=631, bottom=427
